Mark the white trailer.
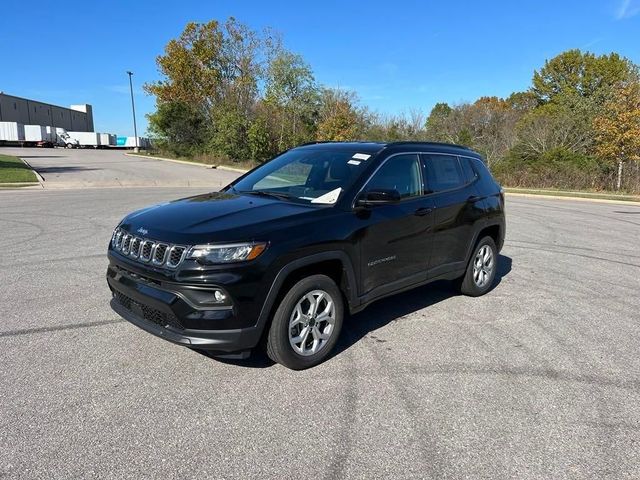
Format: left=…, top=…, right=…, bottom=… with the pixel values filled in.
left=99, top=133, right=116, bottom=147
left=24, top=125, right=51, bottom=142
left=68, top=131, right=101, bottom=148
left=0, top=121, right=25, bottom=143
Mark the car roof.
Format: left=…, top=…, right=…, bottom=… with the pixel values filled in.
left=295, top=141, right=481, bottom=158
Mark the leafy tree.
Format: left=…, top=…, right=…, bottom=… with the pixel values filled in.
left=247, top=116, right=274, bottom=162
left=265, top=51, right=320, bottom=150
left=425, top=103, right=453, bottom=141
left=144, top=18, right=272, bottom=159
left=316, top=88, right=361, bottom=141
left=207, top=107, right=251, bottom=161
left=144, top=19, right=263, bottom=110
left=515, top=103, right=593, bottom=158
left=532, top=49, right=636, bottom=105
left=146, top=101, right=207, bottom=156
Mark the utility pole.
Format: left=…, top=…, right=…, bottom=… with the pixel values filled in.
left=126, top=71, right=139, bottom=153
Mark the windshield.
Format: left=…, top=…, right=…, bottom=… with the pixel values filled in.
left=229, top=148, right=374, bottom=204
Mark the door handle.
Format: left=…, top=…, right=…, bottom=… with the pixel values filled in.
left=414, top=207, right=433, bottom=216
left=467, top=195, right=482, bottom=203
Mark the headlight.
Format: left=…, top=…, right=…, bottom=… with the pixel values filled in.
left=187, top=242, right=267, bottom=265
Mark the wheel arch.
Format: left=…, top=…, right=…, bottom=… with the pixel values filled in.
left=465, top=220, right=504, bottom=264
left=257, top=251, right=358, bottom=333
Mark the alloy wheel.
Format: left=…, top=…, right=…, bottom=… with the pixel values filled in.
left=473, top=244, right=494, bottom=288
left=288, top=289, right=336, bottom=356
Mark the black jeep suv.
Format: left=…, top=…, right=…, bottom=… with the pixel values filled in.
left=107, top=142, right=505, bottom=369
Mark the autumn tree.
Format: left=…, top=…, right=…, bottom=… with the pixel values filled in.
left=145, top=18, right=273, bottom=160
left=316, top=88, right=362, bottom=141
left=593, top=81, right=640, bottom=189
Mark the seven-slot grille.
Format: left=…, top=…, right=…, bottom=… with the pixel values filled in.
left=111, top=228, right=188, bottom=268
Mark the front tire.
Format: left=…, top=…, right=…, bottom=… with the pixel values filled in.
left=266, top=274, right=344, bottom=370
left=458, top=236, right=498, bottom=297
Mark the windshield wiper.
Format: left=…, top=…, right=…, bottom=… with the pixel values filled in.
left=239, top=190, right=293, bottom=201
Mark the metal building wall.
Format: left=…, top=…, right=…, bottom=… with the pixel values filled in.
left=0, top=93, right=93, bottom=132
left=50, top=106, right=73, bottom=130
left=0, top=94, right=30, bottom=124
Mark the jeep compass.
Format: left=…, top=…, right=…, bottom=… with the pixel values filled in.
left=107, top=142, right=505, bottom=369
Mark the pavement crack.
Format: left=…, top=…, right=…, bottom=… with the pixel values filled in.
left=0, top=318, right=125, bottom=338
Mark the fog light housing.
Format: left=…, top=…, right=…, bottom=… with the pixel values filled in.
left=180, top=287, right=232, bottom=307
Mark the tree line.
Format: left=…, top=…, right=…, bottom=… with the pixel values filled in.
left=145, top=18, right=640, bottom=193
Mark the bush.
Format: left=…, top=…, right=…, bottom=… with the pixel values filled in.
left=493, top=148, right=622, bottom=191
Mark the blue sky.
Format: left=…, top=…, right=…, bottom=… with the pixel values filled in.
left=1, top=0, right=639, bottom=136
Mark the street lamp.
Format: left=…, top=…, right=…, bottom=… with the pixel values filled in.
left=126, top=71, right=139, bottom=153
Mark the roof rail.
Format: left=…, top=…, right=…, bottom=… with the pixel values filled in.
left=386, top=141, right=473, bottom=150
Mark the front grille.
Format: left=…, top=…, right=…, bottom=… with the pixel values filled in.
left=129, top=237, right=141, bottom=258
left=113, top=290, right=182, bottom=329
left=140, top=240, right=154, bottom=261
left=168, top=246, right=187, bottom=267
left=111, top=227, right=189, bottom=269
left=153, top=244, right=169, bottom=264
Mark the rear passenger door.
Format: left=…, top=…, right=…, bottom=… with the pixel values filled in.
left=422, top=154, right=482, bottom=277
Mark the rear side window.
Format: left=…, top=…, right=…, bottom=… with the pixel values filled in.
left=424, top=155, right=465, bottom=192
left=460, top=157, right=478, bottom=183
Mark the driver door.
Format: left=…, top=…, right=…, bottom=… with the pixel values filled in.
left=355, top=154, right=435, bottom=297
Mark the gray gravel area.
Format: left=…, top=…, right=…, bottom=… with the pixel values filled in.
left=0, top=152, right=639, bottom=479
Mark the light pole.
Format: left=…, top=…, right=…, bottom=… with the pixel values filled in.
left=126, top=71, right=139, bottom=153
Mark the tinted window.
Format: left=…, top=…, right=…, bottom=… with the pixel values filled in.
left=460, top=157, right=478, bottom=183
left=424, top=155, right=465, bottom=192
left=366, top=154, right=422, bottom=199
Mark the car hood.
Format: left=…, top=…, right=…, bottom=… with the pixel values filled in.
left=119, top=191, right=326, bottom=244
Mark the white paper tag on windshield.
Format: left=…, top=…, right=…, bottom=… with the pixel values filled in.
left=311, top=187, right=342, bottom=204
left=352, top=153, right=371, bottom=161
left=347, top=159, right=361, bottom=165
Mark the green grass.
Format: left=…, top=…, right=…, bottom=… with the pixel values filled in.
left=505, top=187, right=640, bottom=202
left=0, top=154, right=37, bottom=183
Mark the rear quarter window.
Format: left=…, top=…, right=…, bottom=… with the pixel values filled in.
left=460, top=157, right=478, bottom=183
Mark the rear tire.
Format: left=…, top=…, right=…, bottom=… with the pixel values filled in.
left=458, top=236, right=498, bottom=297
left=266, top=274, right=344, bottom=370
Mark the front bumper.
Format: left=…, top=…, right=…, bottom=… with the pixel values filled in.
left=107, top=264, right=263, bottom=353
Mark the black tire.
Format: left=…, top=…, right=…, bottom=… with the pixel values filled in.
left=458, top=236, right=498, bottom=297
left=266, top=274, right=344, bottom=370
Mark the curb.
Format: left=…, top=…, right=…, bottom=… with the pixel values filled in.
left=216, top=165, right=249, bottom=173
left=19, top=157, right=45, bottom=184
left=506, top=192, right=640, bottom=206
left=125, top=152, right=211, bottom=168
left=125, top=152, right=250, bottom=173
left=0, top=182, right=41, bottom=188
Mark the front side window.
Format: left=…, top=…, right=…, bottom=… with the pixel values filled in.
left=231, top=148, right=372, bottom=204
left=365, top=154, right=422, bottom=199
left=424, top=154, right=465, bottom=192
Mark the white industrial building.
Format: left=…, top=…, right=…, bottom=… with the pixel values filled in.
left=0, top=92, right=94, bottom=132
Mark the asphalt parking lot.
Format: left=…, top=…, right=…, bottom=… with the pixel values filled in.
left=1, top=148, right=639, bottom=479
left=0, top=147, right=238, bottom=189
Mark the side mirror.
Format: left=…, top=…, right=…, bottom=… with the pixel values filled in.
left=356, top=189, right=401, bottom=207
